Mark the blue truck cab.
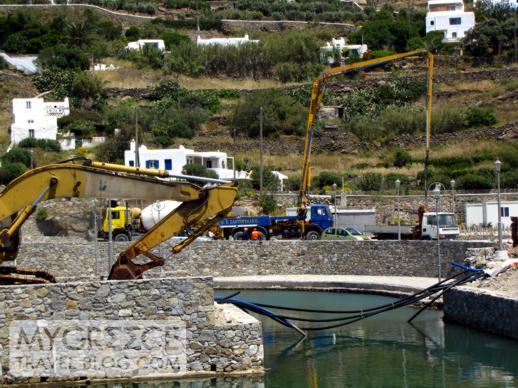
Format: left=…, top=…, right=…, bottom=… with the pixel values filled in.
left=218, top=204, right=333, bottom=240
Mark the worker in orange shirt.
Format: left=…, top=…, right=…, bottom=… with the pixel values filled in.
left=250, top=228, right=261, bottom=241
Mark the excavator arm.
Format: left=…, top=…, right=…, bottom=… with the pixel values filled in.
left=298, top=50, right=433, bottom=217
left=0, top=159, right=237, bottom=284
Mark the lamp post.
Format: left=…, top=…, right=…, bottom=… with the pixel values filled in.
left=395, top=179, right=401, bottom=241
left=332, top=183, right=338, bottom=226
left=495, top=159, right=508, bottom=259
left=430, top=182, right=444, bottom=282
left=450, top=179, right=456, bottom=214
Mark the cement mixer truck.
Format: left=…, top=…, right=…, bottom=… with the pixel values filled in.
left=101, top=200, right=182, bottom=241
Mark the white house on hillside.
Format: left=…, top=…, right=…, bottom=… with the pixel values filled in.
left=10, top=96, right=70, bottom=147
left=426, top=0, right=475, bottom=42
left=196, top=34, right=259, bottom=47
left=126, top=39, right=166, bottom=51
left=124, top=142, right=248, bottom=180
left=320, top=37, right=368, bottom=64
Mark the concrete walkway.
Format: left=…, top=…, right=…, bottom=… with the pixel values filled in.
left=214, top=275, right=439, bottom=296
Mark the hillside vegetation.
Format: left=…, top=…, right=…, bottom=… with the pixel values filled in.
left=0, top=1, right=516, bottom=193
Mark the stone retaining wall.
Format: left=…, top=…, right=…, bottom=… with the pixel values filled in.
left=221, top=19, right=358, bottom=32
left=443, top=287, right=518, bottom=340
left=0, top=277, right=263, bottom=384
left=13, top=240, right=491, bottom=281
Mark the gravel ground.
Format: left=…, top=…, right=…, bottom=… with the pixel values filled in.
left=471, top=267, right=518, bottom=298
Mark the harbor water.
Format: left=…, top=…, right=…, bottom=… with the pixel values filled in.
left=91, top=290, right=518, bottom=387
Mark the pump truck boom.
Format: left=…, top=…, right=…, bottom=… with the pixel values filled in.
left=219, top=50, right=434, bottom=240
left=0, top=158, right=237, bottom=284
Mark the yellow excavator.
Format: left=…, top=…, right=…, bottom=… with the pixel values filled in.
left=0, top=158, right=237, bottom=284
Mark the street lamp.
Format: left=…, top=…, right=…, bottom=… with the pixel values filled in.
left=429, top=182, right=445, bottom=282
left=450, top=179, right=456, bottom=214
left=495, top=159, right=508, bottom=260
left=395, top=179, right=401, bottom=241
left=332, top=183, right=338, bottom=226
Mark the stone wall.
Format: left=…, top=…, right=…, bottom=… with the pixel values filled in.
left=443, top=287, right=518, bottom=340
left=0, top=276, right=263, bottom=384
left=221, top=19, right=358, bottom=32
left=13, top=240, right=491, bottom=281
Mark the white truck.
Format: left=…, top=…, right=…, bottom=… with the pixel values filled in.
left=365, top=211, right=459, bottom=240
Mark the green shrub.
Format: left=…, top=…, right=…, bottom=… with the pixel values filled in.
left=457, top=174, right=493, bottom=190
left=357, top=173, right=383, bottom=192
left=37, top=44, right=90, bottom=70
left=18, top=138, right=61, bottom=152
left=259, top=195, right=277, bottom=215
left=182, top=163, right=219, bottom=179
left=125, top=26, right=140, bottom=40
left=501, top=170, right=518, bottom=188
left=432, top=108, right=467, bottom=133
left=313, top=171, right=342, bottom=189
left=1, top=148, right=31, bottom=167
left=466, top=107, right=497, bottom=127
left=36, top=207, right=48, bottom=222
left=0, top=56, right=8, bottom=69
left=0, top=162, right=27, bottom=184
left=385, top=173, right=411, bottom=188
left=393, top=148, right=412, bottom=167
left=250, top=166, right=280, bottom=191
left=232, top=90, right=305, bottom=138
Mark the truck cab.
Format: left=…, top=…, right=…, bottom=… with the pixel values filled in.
left=102, top=206, right=140, bottom=241
left=309, top=204, right=333, bottom=231
left=420, top=212, right=459, bottom=239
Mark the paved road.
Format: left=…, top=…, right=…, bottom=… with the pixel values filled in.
left=214, top=274, right=439, bottom=296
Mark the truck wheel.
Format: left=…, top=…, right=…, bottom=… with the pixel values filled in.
left=305, top=230, right=321, bottom=240
left=233, top=231, right=248, bottom=240
left=114, top=231, right=130, bottom=241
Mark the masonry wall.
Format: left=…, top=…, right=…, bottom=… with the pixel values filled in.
left=443, top=287, right=518, bottom=340
left=0, top=277, right=263, bottom=384
left=14, top=240, right=491, bottom=281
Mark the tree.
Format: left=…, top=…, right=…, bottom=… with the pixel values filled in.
left=1, top=148, right=31, bottom=167
left=231, top=90, right=306, bottom=138
left=250, top=166, right=280, bottom=191
left=37, top=44, right=90, bottom=70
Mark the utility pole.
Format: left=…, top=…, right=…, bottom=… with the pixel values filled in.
left=424, top=53, right=434, bottom=197
left=259, top=106, right=264, bottom=197
left=134, top=108, right=140, bottom=168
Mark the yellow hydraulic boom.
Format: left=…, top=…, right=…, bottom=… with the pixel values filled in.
left=298, top=50, right=434, bottom=218
left=0, top=158, right=237, bottom=284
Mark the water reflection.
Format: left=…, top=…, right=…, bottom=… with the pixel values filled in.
left=82, top=290, right=517, bottom=388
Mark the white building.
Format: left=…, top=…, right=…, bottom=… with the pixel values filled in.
left=124, top=142, right=248, bottom=180
left=320, top=38, right=368, bottom=64
left=10, top=96, right=70, bottom=146
left=196, top=34, right=259, bottom=47
left=126, top=39, right=166, bottom=51
left=426, top=0, right=475, bottom=42
left=465, top=201, right=518, bottom=228
left=271, top=171, right=288, bottom=192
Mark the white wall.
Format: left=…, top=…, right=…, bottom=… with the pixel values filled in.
left=465, top=201, right=518, bottom=228
left=426, top=11, right=475, bottom=42
left=11, top=97, right=70, bottom=145
left=124, top=142, right=248, bottom=180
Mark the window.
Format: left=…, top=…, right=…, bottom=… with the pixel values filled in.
left=165, top=159, right=172, bottom=171
left=222, top=161, right=226, bottom=169
left=129, top=161, right=134, bottom=167
left=325, top=228, right=335, bottom=235
left=430, top=20, right=435, bottom=25
left=26, top=101, right=31, bottom=109
left=449, top=17, right=461, bottom=25
left=111, top=211, right=120, bottom=220
left=315, top=207, right=327, bottom=216
left=206, top=160, right=212, bottom=168
left=501, top=207, right=510, bottom=217
left=337, top=229, right=347, bottom=236
left=452, top=32, right=458, bottom=38
left=28, top=129, right=35, bottom=138
left=145, top=160, right=159, bottom=169
left=27, top=120, right=34, bottom=124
